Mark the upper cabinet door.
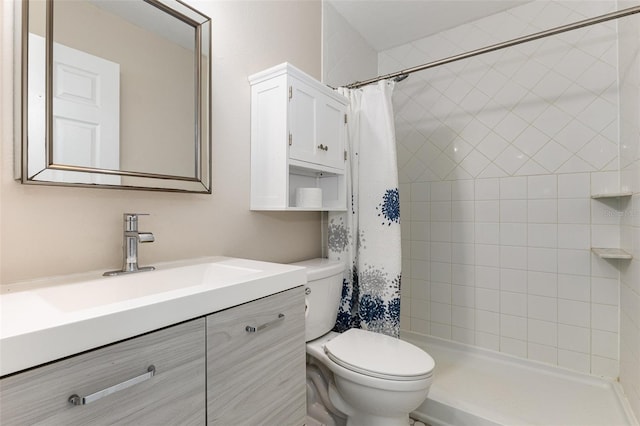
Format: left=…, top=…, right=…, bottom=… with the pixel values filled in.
left=317, top=95, right=346, bottom=170
left=288, top=78, right=318, bottom=165
left=288, top=76, right=346, bottom=170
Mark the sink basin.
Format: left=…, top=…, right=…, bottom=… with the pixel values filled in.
left=35, top=261, right=260, bottom=312
left=0, top=256, right=306, bottom=376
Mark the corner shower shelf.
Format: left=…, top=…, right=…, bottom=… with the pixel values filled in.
left=591, top=192, right=633, bottom=199
left=591, top=248, right=633, bottom=260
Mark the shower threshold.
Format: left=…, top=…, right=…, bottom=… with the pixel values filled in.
left=403, top=332, right=638, bottom=426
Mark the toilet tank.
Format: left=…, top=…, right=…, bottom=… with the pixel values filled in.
left=291, top=258, right=345, bottom=342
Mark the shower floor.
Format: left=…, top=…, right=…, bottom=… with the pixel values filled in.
left=404, top=333, right=638, bottom=426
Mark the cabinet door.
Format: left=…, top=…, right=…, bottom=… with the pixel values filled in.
left=289, top=78, right=318, bottom=165
left=207, top=286, right=306, bottom=425
left=317, top=96, right=346, bottom=170
left=0, top=319, right=206, bottom=425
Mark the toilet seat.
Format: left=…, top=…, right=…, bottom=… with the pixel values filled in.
left=323, top=329, right=435, bottom=381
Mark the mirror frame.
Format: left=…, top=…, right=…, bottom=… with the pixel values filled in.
left=16, top=0, right=212, bottom=193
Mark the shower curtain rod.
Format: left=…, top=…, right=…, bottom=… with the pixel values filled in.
left=345, top=5, right=640, bottom=89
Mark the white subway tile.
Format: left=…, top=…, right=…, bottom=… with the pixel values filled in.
left=501, top=291, right=527, bottom=316
left=558, top=249, right=591, bottom=276
left=430, top=322, right=452, bottom=340
left=411, top=260, right=429, bottom=281
left=452, top=284, right=475, bottom=307
left=452, top=180, right=475, bottom=200
left=476, top=244, right=500, bottom=267
left=411, top=221, right=430, bottom=241
left=591, top=171, right=619, bottom=196
left=591, top=303, right=618, bottom=332
left=528, top=224, right=558, bottom=248
left=591, top=200, right=622, bottom=225
left=591, top=254, right=620, bottom=279
left=558, top=324, right=590, bottom=353
left=500, top=176, right=527, bottom=199
left=432, top=181, right=452, bottom=201
left=528, top=342, right=558, bottom=365
left=476, top=310, right=500, bottom=334
left=591, top=355, right=619, bottom=378
left=412, top=202, right=431, bottom=221
left=557, top=224, right=591, bottom=249
left=431, top=222, right=452, bottom=242
left=591, top=224, right=621, bottom=247
left=476, top=200, right=500, bottom=221
left=528, top=271, right=558, bottom=297
left=430, top=301, right=452, bottom=325
left=452, top=327, right=475, bottom=345
left=557, top=274, right=590, bottom=302
left=476, top=266, right=500, bottom=289
left=528, top=319, right=557, bottom=347
left=452, top=244, right=475, bottom=266
left=411, top=241, right=429, bottom=260
left=476, top=288, right=500, bottom=312
left=558, top=198, right=590, bottom=223
left=528, top=199, right=558, bottom=223
left=411, top=182, right=431, bottom=201
left=528, top=295, right=558, bottom=322
left=591, top=277, right=619, bottom=305
left=431, top=201, right=453, bottom=221
left=411, top=279, right=429, bottom=300
left=591, top=329, right=618, bottom=359
left=558, top=173, right=591, bottom=198
left=501, top=314, right=527, bottom=339
left=411, top=299, right=430, bottom=321
left=500, top=223, right=527, bottom=246
left=558, top=349, right=591, bottom=373
left=430, top=243, right=451, bottom=264
left=431, top=282, right=452, bottom=304
left=476, top=178, right=500, bottom=200
left=558, top=299, right=590, bottom=327
left=501, top=199, right=528, bottom=222
left=476, top=331, right=500, bottom=351
left=452, top=200, right=475, bottom=221
left=501, top=246, right=528, bottom=270
left=500, top=268, right=527, bottom=293
left=451, top=222, right=475, bottom=243
left=501, top=337, right=528, bottom=358
left=528, top=175, right=558, bottom=199
left=528, top=247, right=558, bottom=272
left=431, top=260, right=452, bottom=282
left=410, top=318, right=430, bottom=335
left=452, top=305, right=475, bottom=328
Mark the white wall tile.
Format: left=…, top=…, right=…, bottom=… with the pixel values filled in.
left=528, top=224, right=557, bottom=248
left=558, top=324, right=590, bottom=353
left=452, top=180, right=475, bottom=200
left=528, top=199, right=558, bottom=223
left=558, top=274, right=590, bottom=302
left=558, top=299, right=590, bottom=328
left=502, top=337, right=528, bottom=358
left=501, top=200, right=528, bottom=222
left=501, top=291, right=527, bottom=317
left=528, top=343, right=558, bottom=365
left=528, top=319, right=557, bottom=346
left=475, top=178, right=500, bottom=200
left=591, top=277, right=619, bottom=305
left=558, top=199, right=591, bottom=224
left=591, top=329, right=618, bottom=360
left=558, top=349, right=591, bottom=373
left=476, top=244, right=500, bottom=267
left=528, top=295, right=558, bottom=322
left=452, top=201, right=475, bottom=222
left=528, top=271, right=557, bottom=297
left=558, top=224, right=590, bottom=249
left=475, top=200, right=500, bottom=222
left=528, top=247, right=557, bottom=273
left=501, top=223, right=527, bottom=246
left=557, top=249, right=591, bottom=276
left=558, top=173, right=590, bottom=198
left=528, top=175, right=558, bottom=199
left=476, top=310, right=500, bottom=334
left=591, top=303, right=618, bottom=332
left=500, top=176, right=527, bottom=199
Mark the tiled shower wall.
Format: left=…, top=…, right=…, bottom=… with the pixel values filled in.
left=381, top=0, right=626, bottom=377
left=619, top=3, right=640, bottom=418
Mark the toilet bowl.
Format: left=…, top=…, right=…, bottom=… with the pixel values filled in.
left=294, top=258, right=435, bottom=426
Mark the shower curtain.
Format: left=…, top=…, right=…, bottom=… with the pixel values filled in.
left=328, top=80, right=401, bottom=338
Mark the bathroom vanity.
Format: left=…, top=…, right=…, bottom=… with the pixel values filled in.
left=0, top=257, right=307, bottom=425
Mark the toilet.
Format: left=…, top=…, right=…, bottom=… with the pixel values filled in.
left=294, top=258, right=435, bottom=426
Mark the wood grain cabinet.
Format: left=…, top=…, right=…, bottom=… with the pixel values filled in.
left=0, top=287, right=307, bottom=425
left=0, top=319, right=206, bottom=425
left=207, top=286, right=306, bottom=425
left=249, top=62, right=349, bottom=211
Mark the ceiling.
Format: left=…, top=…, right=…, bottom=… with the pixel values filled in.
left=327, top=0, right=532, bottom=51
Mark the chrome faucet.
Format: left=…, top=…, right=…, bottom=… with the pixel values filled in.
left=104, top=213, right=155, bottom=276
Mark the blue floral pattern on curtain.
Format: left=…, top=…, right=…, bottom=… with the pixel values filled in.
left=328, top=81, right=401, bottom=338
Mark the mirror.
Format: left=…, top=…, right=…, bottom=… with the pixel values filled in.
left=17, top=0, right=211, bottom=193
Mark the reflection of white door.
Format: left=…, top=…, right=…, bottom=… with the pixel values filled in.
left=28, top=34, right=120, bottom=184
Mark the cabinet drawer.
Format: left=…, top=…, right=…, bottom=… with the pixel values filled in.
left=207, top=286, right=306, bottom=425
left=0, top=319, right=206, bottom=425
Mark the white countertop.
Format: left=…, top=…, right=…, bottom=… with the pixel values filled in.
left=0, top=257, right=306, bottom=376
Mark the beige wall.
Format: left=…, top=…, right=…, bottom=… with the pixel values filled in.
left=0, top=0, right=323, bottom=284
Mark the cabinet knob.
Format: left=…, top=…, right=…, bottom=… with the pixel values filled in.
left=317, top=144, right=329, bottom=152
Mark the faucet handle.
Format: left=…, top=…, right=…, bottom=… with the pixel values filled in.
left=123, top=213, right=150, bottom=231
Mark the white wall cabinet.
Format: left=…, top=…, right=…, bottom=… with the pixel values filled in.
left=0, top=288, right=306, bottom=426
left=249, top=63, right=349, bottom=211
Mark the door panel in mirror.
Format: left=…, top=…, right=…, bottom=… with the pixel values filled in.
left=18, top=0, right=211, bottom=193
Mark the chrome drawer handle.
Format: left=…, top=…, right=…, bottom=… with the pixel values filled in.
left=245, top=313, right=285, bottom=333
left=68, top=365, right=156, bottom=406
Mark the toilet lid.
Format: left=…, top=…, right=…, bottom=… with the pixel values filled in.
left=323, top=329, right=435, bottom=381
